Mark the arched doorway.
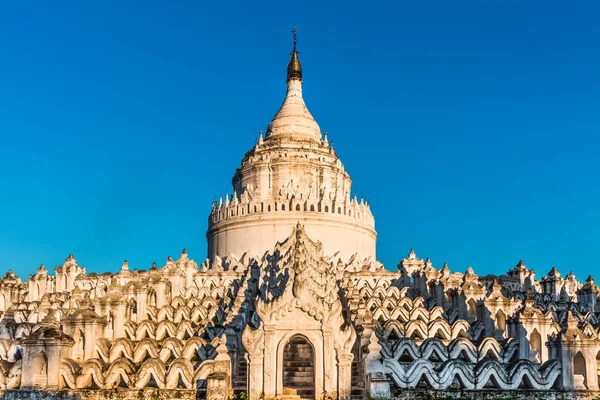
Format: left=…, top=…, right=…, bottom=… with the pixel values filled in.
left=495, top=310, right=506, bottom=336
left=467, top=299, right=477, bottom=322
left=574, top=352, right=587, bottom=389
left=283, top=336, right=315, bottom=399
left=32, top=351, right=48, bottom=388
left=530, top=329, right=542, bottom=362
left=72, top=329, right=85, bottom=362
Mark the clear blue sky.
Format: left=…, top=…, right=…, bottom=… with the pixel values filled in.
left=1, top=1, right=599, bottom=281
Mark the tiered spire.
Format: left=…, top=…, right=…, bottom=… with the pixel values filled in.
left=266, top=26, right=321, bottom=141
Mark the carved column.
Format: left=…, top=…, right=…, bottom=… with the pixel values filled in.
left=206, top=372, right=231, bottom=400
left=224, top=327, right=239, bottom=388
left=155, top=280, right=168, bottom=308
left=113, top=300, right=127, bottom=338
left=337, top=352, right=354, bottom=399
left=248, top=353, right=263, bottom=400
left=135, top=290, right=148, bottom=323
left=583, top=347, right=599, bottom=390
left=364, top=331, right=390, bottom=398
left=322, top=327, right=337, bottom=394
left=185, top=263, right=195, bottom=290
left=520, top=327, right=529, bottom=360
left=262, top=326, right=277, bottom=397
left=559, top=346, right=576, bottom=390
left=205, top=336, right=233, bottom=400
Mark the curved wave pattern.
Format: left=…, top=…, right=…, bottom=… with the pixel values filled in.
left=383, top=355, right=561, bottom=390
left=345, top=271, right=566, bottom=392
left=59, top=352, right=215, bottom=390
left=0, top=258, right=245, bottom=391
left=380, top=337, right=520, bottom=365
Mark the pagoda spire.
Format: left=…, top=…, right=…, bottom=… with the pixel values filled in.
left=266, top=26, right=320, bottom=141
left=287, top=25, right=302, bottom=82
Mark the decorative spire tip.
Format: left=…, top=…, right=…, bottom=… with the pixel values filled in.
left=287, top=25, right=302, bottom=82
left=292, top=25, right=297, bottom=51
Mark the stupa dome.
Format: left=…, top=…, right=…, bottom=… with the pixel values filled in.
left=207, top=28, right=376, bottom=261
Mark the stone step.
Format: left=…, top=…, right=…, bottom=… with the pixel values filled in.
left=283, top=364, right=314, bottom=370
left=283, top=339, right=315, bottom=399
left=285, top=376, right=314, bottom=382
left=283, top=359, right=314, bottom=364
left=283, top=376, right=315, bottom=387
left=283, top=361, right=314, bottom=367
left=284, top=350, right=313, bottom=354
left=284, top=385, right=314, bottom=390
left=285, top=349, right=313, bottom=355
left=285, top=349, right=312, bottom=354
left=285, top=379, right=314, bottom=385
left=284, top=369, right=313, bottom=375
left=283, top=387, right=315, bottom=397
left=284, top=356, right=313, bottom=360
left=284, top=371, right=314, bottom=377
left=284, top=366, right=315, bottom=373
left=284, top=383, right=314, bottom=389
left=285, top=377, right=314, bottom=381
left=285, top=356, right=313, bottom=360
left=234, top=355, right=248, bottom=387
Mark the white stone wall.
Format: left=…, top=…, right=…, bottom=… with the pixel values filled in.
left=208, top=210, right=377, bottom=261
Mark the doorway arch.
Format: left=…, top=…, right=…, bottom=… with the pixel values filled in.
left=574, top=352, right=587, bottom=389
left=530, top=329, right=542, bottom=362
left=495, top=310, right=506, bottom=334
left=467, top=299, right=477, bottom=322
left=282, top=335, right=315, bottom=399
left=32, top=351, right=48, bottom=388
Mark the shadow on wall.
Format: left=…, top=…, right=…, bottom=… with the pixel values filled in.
left=0, top=390, right=83, bottom=400
left=0, top=389, right=205, bottom=400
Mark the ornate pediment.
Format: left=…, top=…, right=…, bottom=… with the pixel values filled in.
left=255, top=223, right=345, bottom=324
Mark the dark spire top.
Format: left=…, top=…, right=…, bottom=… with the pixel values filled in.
left=287, top=25, right=303, bottom=83
left=293, top=24, right=297, bottom=51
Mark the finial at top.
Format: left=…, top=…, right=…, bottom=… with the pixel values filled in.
left=292, top=25, right=297, bottom=51
left=287, top=25, right=302, bottom=82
